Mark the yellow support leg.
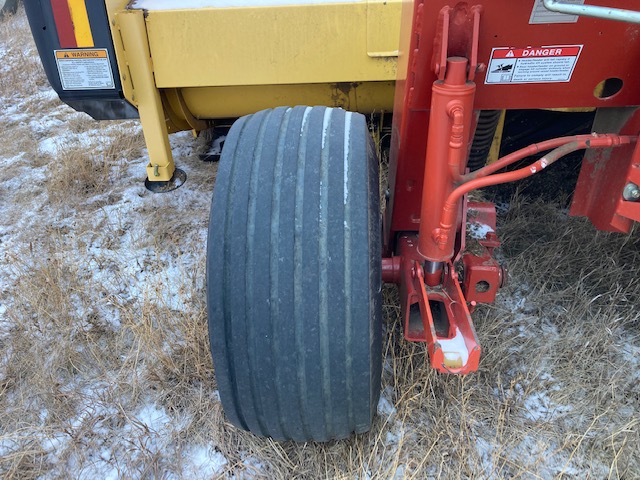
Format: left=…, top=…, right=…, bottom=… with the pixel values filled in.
left=115, top=9, right=175, bottom=182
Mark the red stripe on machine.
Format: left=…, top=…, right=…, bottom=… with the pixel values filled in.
left=493, top=46, right=581, bottom=59
left=50, top=0, right=77, bottom=49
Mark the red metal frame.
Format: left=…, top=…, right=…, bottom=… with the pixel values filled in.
left=386, top=0, right=640, bottom=245
left=383, top=0, right=640, bottom=375
left=571, top=109, right=640, bottom=232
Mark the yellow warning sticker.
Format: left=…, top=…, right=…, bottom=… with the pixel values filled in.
left=55, top=50, right=107, bottom=59
left=54, top=49, right=115, bottom=90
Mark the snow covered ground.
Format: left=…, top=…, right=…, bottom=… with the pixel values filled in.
left=1, top=7, right=639, bottom=479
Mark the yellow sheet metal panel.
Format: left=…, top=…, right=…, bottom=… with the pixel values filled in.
left=105, top=0, right=135, bottom=104
left=138, top=2, right=400, bottom=88
left=367, top=0, right=401, bottom=57
left=180, top=81, right=395, bottom=119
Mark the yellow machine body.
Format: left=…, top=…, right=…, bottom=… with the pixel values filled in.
left=101, top=0, right=401, bottom=180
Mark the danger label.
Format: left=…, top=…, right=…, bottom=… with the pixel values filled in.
left=54, top=49, right=115, bottom=90
left=485, top=45, right=582, bottom=85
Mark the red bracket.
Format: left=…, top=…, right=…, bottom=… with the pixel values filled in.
left=462, top=202, right=506, bottom=305
left=570, top=109, right=640, bottom=232
left=614, top=144, right=640, bottom=224
left=432, top=4, right=483, bottom=81
left=397, top=235, right=481, bottom=374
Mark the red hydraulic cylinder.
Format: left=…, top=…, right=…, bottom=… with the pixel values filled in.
left=417, top=57, right=476, bottom=265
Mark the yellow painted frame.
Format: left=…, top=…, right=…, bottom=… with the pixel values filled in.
left=116, top=8, right=176, bottom=181
left=104, top=0, right=401, bottom=182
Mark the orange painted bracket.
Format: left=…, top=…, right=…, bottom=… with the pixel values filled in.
left=397, top=235, right=481, bottom=374
left=417, top=263, right=481, bottom=374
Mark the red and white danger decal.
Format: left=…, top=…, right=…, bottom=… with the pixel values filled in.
left=485, top=45, right=583, bottom=85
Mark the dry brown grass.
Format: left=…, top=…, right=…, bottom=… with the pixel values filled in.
left=0, top=13, right=47, bottom=100
left=1, top=7, right=640, bottom=480
left=45, top=127, right=145, bottom=204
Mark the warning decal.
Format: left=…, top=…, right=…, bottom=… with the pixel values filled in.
left=54, top=49, right=115, bottom=90
left=485, top=45, right=582, bottom=85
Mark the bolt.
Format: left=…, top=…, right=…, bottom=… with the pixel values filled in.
left=153, top=164, right=159, bottom=177
left=623, top=182, right=640, bottom=201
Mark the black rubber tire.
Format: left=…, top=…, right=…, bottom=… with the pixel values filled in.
left=207, top=106, right=382, bottom=442
left=0, top=0, right=18, bottom=17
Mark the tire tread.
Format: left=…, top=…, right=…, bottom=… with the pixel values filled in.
left=208, top=106, right=381, bottom=441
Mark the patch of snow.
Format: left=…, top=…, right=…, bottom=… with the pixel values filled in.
left=78, top=459, right=120, bottom=480
left=474, top=437, right=496, bottom=478
left=242, top=455, right=268, bottom=477
left=522, top=391, right=571, bottom=422
left=29, top=116, right=65, bottom=135
left=38, top=88, right=60, bottom=101
left=621, top=342, right=640, bottom=367
left=392, top=465, right=406, bottom=479
left=39, top=137, right=59, bottom=156
left=500, top=290, right=527, bottom=312
left=134, top=404, right=171, bottom=432
left=384, top=429, right=400, bottom=446
left=41, top=433, right=71, bottom=465
left=468, top=221, right=494, bottom=240
left=182, top=445, right=228, bottom=478
left=377, top=388, right=396, bottom=417
left=510, top=436, right=608, bottom=479
left=382, top=357, right=393, bottom=374
left=207, top=135, right=226, bottom=156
